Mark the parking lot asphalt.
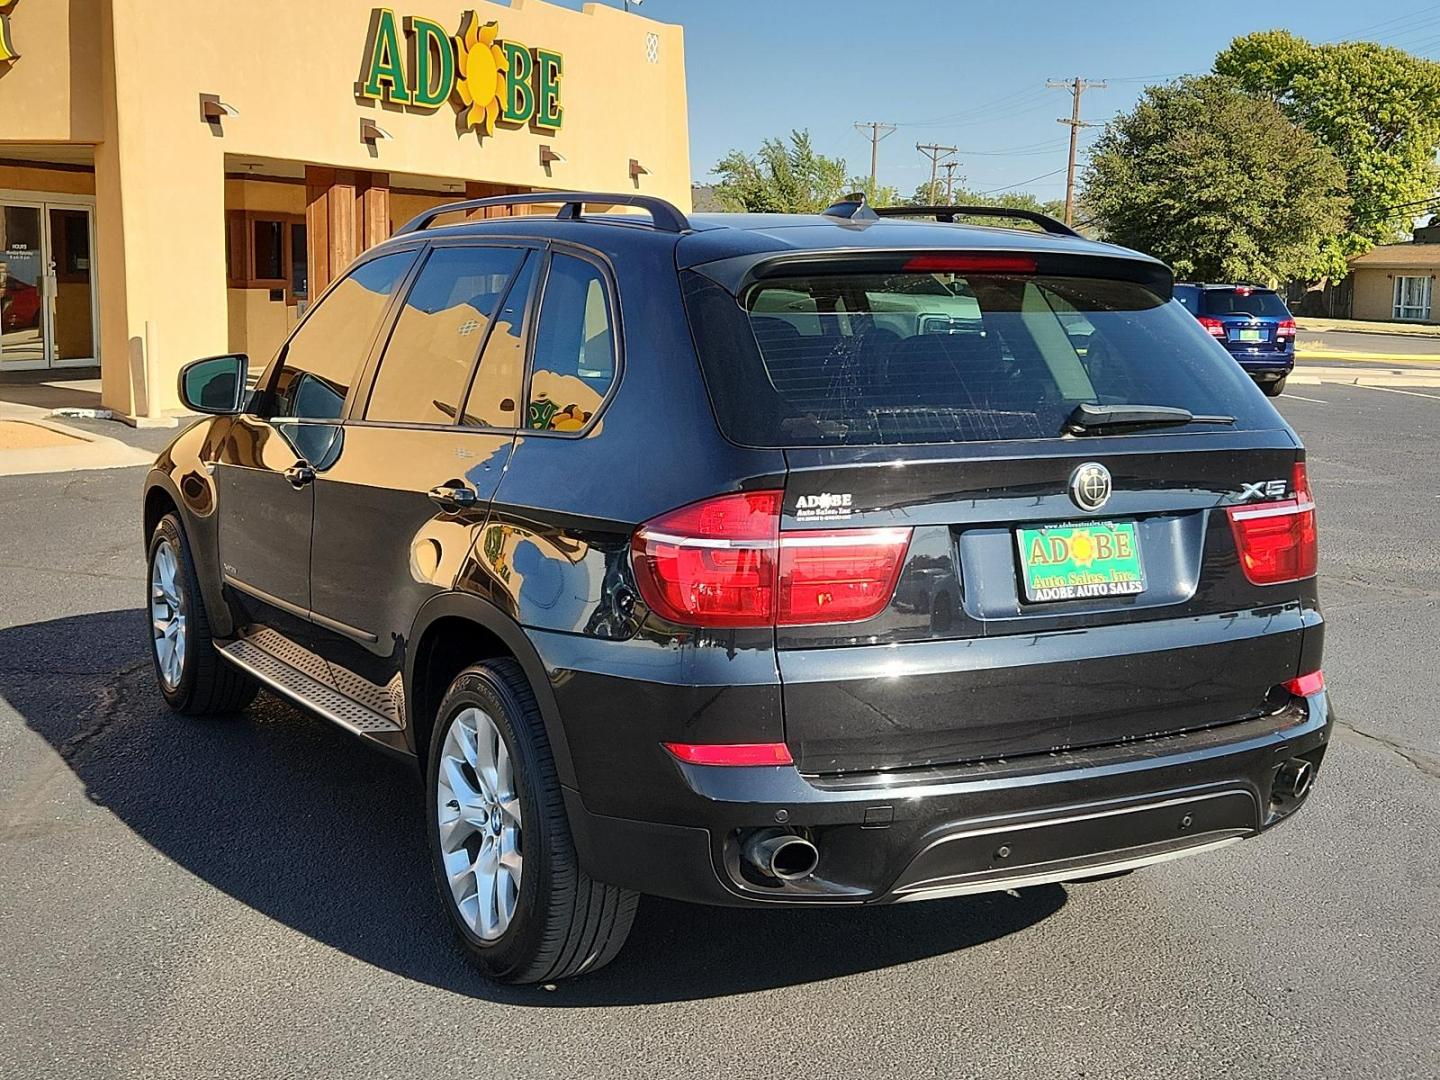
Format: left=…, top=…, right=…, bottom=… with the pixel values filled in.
left=1, top=386, right=1437, bottom=1080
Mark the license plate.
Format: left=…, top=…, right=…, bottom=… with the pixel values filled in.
left=1016, top=521, right=1146, bottom=602
left=1232, top=328, right=1264, bottom=342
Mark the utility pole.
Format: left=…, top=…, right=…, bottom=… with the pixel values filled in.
left=853, top=121, right=896, bottom=198
left=941, top=160, right=959, bottom=203
left=916, top=143, right=958, bottom=205
left=1047, top=76, right=1105, bottom=226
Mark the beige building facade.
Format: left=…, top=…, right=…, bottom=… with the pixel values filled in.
left=1343, top=224, right=1440, bottom=324
left=0, top=0, right=690, bottom=418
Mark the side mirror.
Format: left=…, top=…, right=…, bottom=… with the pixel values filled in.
left=179, top=354, right=249, bottom=415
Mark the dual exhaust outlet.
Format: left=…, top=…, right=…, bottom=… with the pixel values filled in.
left=742, top=828, right=819, bottom=882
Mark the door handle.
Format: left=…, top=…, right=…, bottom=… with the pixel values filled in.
left=284, top=462, right=316, bottom=488
left=428, top=481, right=480, bottom=512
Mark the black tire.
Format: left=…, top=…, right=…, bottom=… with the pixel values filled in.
left=425, top=659, right=638, bottom=984
left=147, top=513, right=258, bottom=716
left=1263, top=376, right=1287, bottom=397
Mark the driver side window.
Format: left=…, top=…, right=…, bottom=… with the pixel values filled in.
left=266, top=251, right=416, bottom=419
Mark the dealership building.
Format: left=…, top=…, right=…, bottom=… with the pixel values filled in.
left=0, top=0, right=690, bottom=420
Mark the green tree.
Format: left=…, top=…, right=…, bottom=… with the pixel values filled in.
left=849, top=175, right=899, bottom=208
left=1082, top=75, right=1350, bottom=282
left=711, top=130, right=849, bottom=213
left=1216, top=31, right=1440, bottom=261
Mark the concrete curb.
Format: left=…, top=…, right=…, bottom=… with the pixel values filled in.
left=1296, top=350, right=1440, bottom=363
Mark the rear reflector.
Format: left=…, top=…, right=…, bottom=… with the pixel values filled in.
left=1227, top=462, right=1317, bottom=585
left=903, top=254, right=1037, bottom=274
left=631, top=492, right=913, bottom=627
left=1283, top=670, right=1325, bottom=697
left=663, top=742, right=794, bottom=766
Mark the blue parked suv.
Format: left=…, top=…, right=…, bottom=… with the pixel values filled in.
left=1173, top=283, right=1295, bottom=396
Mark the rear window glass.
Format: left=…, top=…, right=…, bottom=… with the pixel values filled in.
left=682, top=267, right=1273, bottom=447
left=1201, top=289, right=1290, bottom=318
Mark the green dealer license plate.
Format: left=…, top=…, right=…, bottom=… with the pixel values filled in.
left=1016, top=521, right=1146, bottom=602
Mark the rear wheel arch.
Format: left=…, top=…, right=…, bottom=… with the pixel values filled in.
left=407, top=593, right=577, bottom=788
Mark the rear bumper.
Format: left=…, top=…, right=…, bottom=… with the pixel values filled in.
left=563, top=691, right=1333, bottom=907
left=1228, top=349, right=1295, bottom=378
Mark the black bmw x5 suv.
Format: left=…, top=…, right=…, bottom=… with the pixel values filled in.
left=143, top=192, right=1331, bottom=983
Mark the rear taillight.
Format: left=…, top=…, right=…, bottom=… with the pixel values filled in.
left=1227, top=462, right=1317, bottom=585
left=1196, top=315, right=1228, bottom=338
left=631, top=493, right=913, bottom=627
left=1276, top=319, right=1296, bottom=338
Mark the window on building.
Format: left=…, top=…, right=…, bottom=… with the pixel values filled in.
left=1393, top=275, right=1433, bottom=321
left=227, top=211, right=309, bottom=303
left=267, top=251, right=415, bottom=420
left=365, top=246, right=524, bottom=426
left=525, top=254, right=615, bottom=432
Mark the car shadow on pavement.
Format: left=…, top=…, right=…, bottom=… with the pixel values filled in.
left=1, top=609, right=1068, bottom=1006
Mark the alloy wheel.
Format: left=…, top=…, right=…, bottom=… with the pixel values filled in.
left=436, top=706, right=523, bottom=940
left=150, top=538, right=187, bottom=690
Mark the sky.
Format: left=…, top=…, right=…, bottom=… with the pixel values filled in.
left=538, top=0, right=1440, bottom=202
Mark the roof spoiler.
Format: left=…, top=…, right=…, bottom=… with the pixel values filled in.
left=395, top=191, right=691, bottom=235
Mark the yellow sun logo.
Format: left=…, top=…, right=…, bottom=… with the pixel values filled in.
left=455, top=15, right=507, bottom=134
left=0, top=0, right=20, bottom=65
left=1070, top=531, right=1096, bottom=567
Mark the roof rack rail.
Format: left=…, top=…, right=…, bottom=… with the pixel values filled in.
left=394, top=191, right=691, bottom=236
left=874, top=204, right=1080, bottom=238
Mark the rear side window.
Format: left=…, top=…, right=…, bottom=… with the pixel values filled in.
left=1201, top=289, right=1291, bottom=318
left=526, top=254, right=615, bottom=432
left=365, top=246, right=523, bottom=425
left=682, top=265, right=1273, bottom=447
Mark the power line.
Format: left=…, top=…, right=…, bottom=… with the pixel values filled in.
left=978, top=167, right=1067, bottom=196
left=1047, top=77, right=1107, bottom=225
left=853, top=121, right=897, bottom=195
left=916, top=143, right=959, bottom=204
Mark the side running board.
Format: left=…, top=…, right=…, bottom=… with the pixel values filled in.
left=219, top=634, right=405, bottom=748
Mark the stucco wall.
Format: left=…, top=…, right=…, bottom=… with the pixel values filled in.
left=0, top=0, right=104, bottom=143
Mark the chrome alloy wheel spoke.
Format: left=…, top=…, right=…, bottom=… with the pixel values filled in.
left=149, top=539, right=187, bottom=690
left=436, top=706, right=522, bottom=940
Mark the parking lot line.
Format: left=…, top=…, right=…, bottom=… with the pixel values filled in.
left=1351, top=384, right=1440, bottom=402
left=1282, top=393, right=1330, bottom=404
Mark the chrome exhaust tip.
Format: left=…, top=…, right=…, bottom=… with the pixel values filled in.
left=743, top=828, right=819, bottom=882
left=1276, top=758, right=1314, bottom=801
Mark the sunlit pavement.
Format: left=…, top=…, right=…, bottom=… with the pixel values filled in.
left=1, top=388, right=1437, bottom=1079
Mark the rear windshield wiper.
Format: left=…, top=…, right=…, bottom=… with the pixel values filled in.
left=1064, top=402, right=1235, bottom=436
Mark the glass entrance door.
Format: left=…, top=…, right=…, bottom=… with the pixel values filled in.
left=0, top=200, right=99, bottom=370
left=47, top=206, right=97, bottom=365
left=0, top=203, right=46, bottom=368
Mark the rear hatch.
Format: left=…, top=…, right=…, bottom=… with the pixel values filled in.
left=681, top=249, right=1313, bottom=775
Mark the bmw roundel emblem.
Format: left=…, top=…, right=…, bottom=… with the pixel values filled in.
left=1069, top=462, right=1112, bottom=512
